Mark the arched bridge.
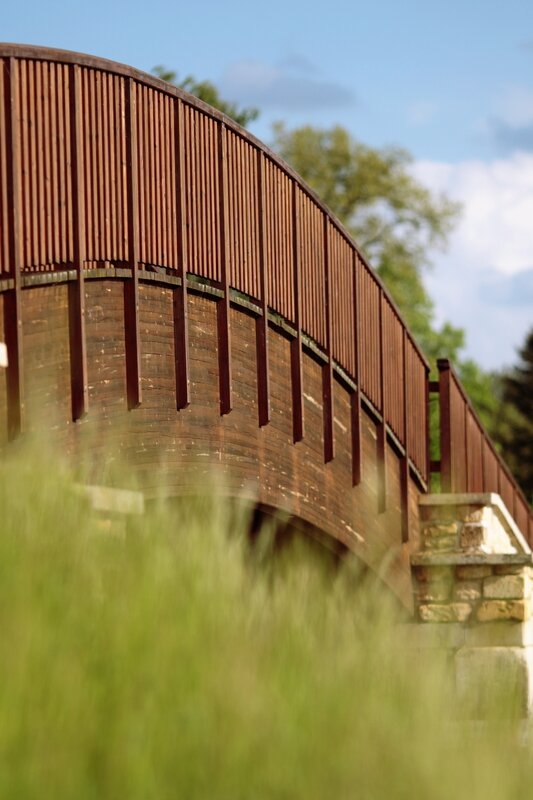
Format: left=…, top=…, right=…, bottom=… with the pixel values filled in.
left=0, top=45, right=530, bottom=605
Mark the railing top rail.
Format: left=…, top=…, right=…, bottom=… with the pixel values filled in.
left=437, top=358, right=532, bottom=513
left=0, top=42, right=429, bottom=370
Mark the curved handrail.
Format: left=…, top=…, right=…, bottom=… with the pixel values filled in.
left=0, top=43, right=428, bottom=366
left=0, top=44, right=430, bottom=483
left=436, top=359, right=532, bottom=541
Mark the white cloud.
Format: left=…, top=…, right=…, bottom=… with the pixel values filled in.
left=413, top=153, right=533, bottom=275
left=411, top=154, right=533, bottom=369
left=497, top=84, right=533, bottom=128
left=219, top=59, right=355, bottom=112
left=487, top=84, right=533, bottom=153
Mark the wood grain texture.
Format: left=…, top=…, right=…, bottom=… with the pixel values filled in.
left=0, top=46, right=528, bottom=548
left=2, top=278, right=418, bottom=606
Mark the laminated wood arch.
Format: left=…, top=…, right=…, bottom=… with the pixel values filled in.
left=0, top=44, right=436, bottom=606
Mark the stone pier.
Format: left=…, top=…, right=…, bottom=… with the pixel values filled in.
left=411, top=493, right=533, bottom=718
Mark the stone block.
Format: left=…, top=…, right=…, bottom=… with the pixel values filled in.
left=420, top=505, right=457, bottom=523
left=483, top=574, right=529, bottom=600
left=476, top=600, right=530, bottom=622
left=424, top=523, right=458, bottom=537
left=456, top=565, right=493, bottom=580
left=401, top=622, right=465, bottom=650
left=454, top=580, right=482, bottom=602
left=418, top=493, right=531, bottom=558
left=455, top=647, right=533, bottom=718
left=494, top=564, right=531, bottom=576
left=460, top=524, right=486, bottom=549
left=78, top=484, right=145, bottom=516
left=416, top=580, right=452, bottom=603
left=465, top=621, right=533, bottom=648
left=458, top=506, right=485, bottom=523
left=412, top=565, right=453, bottom=583
left=423, top=535, right=458, bottom=552
left=419, top=603, right=472, bottom=623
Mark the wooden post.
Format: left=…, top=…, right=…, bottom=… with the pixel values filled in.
left=124, top=77, right=142, bottom=409
left=68, top=63, right=89, bottom=421
left=174, top=98, right=190, bottom=409
left=377, top=292, right=387, bottom=512
left=400, top=330, right=409, bottom=542
left=5, top=57, right=24, bottom=439
left=217, top=122, right=232, bottom=416
left=351, top=252, right=362, bottom=486
left=290, top=181, right=303, bottom=442
left=322, top=216, right=334, bottom=463
left=256, top=150, right=270, bottom=427
left=437, top=359, right=452, bottom=493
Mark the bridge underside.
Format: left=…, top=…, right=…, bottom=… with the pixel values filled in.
left=0, top=275, right=422, bottom=606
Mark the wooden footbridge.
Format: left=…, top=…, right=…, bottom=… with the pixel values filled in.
left=0, top=45, right=530, bottom=604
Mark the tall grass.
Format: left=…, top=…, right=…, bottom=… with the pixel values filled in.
left=0, top=445, right=531, bottom=799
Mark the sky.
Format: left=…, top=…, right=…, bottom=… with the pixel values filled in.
left=2, top=0, right=533, bottom=371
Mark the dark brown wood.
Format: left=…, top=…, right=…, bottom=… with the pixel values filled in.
left=351, top=253, right=362, bottom=486
left=425, top=362, right=431, bottom=487
left=291, top=181, right=303, bottom=442
left=173, top=98, right=190, bottom=409
left=0, top=45, right=530, bottom=541
left=68, top=63, right=88, bottom=421
left=217, top=122, right=232, bottom=416
left=124, top=77, right=141, bottom=408
left=438, top=359, right=453, bottom=493
left=322, top=216, right=334, bottom=463
left=481, top=435, right=487, bottom=492
left=256, top=150, right=270, bottom=427
left=464, top=399, right=469, bottom=492
left=4, top=57, right=24, bottom=438
left=400, top=329, right=409, bottom=542
left=377, top=292, right=387, bottom=512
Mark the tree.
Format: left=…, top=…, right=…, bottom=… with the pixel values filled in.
left=152, top=66, right=259, bottom=129
left=497, top=329, right=533, bottom=502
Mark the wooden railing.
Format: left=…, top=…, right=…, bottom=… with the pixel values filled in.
left=434, top=359, right=532, bottom=542
left=0, top=44, right=430, bottom=504
left=2, top=46, right=530, bottom=543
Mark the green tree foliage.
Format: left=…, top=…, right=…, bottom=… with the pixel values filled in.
left=496, top=329, right=533, bottom=501
left=152, top=66, right=259, bottom=129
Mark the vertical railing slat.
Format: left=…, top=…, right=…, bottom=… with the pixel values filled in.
left=438, top=359, right=452, bottom=493
left=290, top=181, right=303, bottom=443
left=68, top=63, right=88, bottom=421
left=217, top=122, right=232, bottom=415
left=4, top=57, right=24, bottom=438
left=351, top=252, right=362, bottom=486
left=322, top=216, right=334, bottom=463
left=124, top=77, right=142, bottom=408
left=256, top=150, right=270, bottom=427
left=377, top=291, right=387, bottom=511
left=401, top=329, right=410, bottom=542
left=173, top=97, right=190, bottom=409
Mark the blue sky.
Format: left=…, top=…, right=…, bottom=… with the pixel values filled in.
left=3, top=0, right=533, bottom=370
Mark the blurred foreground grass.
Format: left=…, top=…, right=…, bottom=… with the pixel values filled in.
left=0, top=445, right=532, bottom=799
